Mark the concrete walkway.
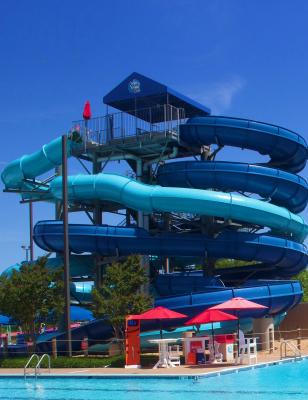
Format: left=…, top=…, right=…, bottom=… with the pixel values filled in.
left=1, top=339, right=307, bottom=377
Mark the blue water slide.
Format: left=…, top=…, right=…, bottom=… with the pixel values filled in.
left=155, top=279, right=302, bottom=317
left=1, top=114, right=308, bottom=348
left=33, top=277, right=300, bottom=355
left=33, top=221, right=308, bottom=278
left=157, top=161, right=308, bottom=213
left=1, top=133, right=81, bottom=197
left=49, top=174, right=308, bottom=242
left=180, top=116, right=308, bottom=173
left=3, top=255, right=95, bottom=278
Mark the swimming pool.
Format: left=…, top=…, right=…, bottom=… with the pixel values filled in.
left=1, top=359, right=307, bottom=400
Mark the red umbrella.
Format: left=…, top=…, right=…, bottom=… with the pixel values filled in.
left=83, top=100, right=92, bottom=120
left=185, top=309, right=238, bottom=352
left=137, top=306, right=187, bottom=338
left=185, top=309, right=238, bottom=326
left=210, top=297, right=268, bottom=312
left=210, top=297, right=268, bottom=355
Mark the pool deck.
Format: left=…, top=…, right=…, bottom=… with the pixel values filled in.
left=1, top=339, right=308, bottom=377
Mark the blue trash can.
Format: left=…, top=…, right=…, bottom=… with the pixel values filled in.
left=196, top=351, right=205, bottom=365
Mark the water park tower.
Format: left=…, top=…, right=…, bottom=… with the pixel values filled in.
left=71, top=72, right=217, bottom=280
left=1, top=72, right=307, bottom=351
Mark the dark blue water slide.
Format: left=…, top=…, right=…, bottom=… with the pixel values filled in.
left=180, top=116, right=308, bottom=173
left=35, top=279, right=302, bottom=355
left=157, top=161, right=308, bottom=213
left=33, top=221, right=308, bottom=278
left=155, top=278, right=302, bottom=317
left=2, top=113, right=308, bottom=349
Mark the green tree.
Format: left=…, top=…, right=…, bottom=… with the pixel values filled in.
left=194, top=258, right=258, bottom=271
left=0, top=257, right=64, bottom=345
left=295, top=270, right=308, bottom=302
left=215, top=259, right=259, bottom=269
left=92, top=255, right=152, bottom=343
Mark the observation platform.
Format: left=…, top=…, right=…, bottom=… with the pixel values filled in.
left=72, top=72, right=211, bottom=161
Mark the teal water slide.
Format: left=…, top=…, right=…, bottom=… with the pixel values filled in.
left=1, top=117, right=307, bottom=321
left=46, top=173, right=307, bottom=242
left=2, top=133, right=307, bottom=243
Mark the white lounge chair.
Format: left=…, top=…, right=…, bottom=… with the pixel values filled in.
left=168, top=345, right=181, bottom=366
left=209, top=339, right=223, bottom=363
left=239, top=337, right=257, bottom=365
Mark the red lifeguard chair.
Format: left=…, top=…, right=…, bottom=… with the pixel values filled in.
left=125, top=315, right=141, bottom=368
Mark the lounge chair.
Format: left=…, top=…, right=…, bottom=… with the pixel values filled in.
left=239, top=337, right=257, bottom=364
left=209, top=339, right=223, bottom=363
left=168, top=344, right=181, bottom=366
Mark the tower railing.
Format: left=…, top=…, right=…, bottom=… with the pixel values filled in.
left=72, top=104, right=185, bottom=147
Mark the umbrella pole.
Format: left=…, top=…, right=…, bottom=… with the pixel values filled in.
left=160, top=320, right=163, bottom=339
left=211, top=322, right=215, bottom=359
left=237, top=314, right=240, bottom=357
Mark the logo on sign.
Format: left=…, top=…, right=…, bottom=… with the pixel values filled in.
left=128, top=79, right=141, bottom=94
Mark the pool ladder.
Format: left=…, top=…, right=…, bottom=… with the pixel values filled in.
left=24, top=353, right=51, bottom=378
left=280, top=340, right=301, bottom=360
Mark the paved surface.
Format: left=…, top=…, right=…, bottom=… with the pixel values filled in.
left=1, top=339, right=307, bottom=376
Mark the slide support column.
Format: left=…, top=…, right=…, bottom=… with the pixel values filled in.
left=62, top=135, right=72, bottom=357
left=92, top=154, right=103, bottom=287
left=29, top=201, right=34, bottom=262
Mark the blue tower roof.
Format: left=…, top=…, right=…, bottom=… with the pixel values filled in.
left=103, top=72, right=211, bottom=121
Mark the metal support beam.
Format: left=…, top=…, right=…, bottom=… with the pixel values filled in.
left=29, top=201, right=34, bottom=262
left=136, top=159, right=143, bottom=228
left=92, top=154, right=103, bottom=225
left=201, top=215, right=216, bottom=277
left=62, top=135, right=72, bottom=357
left=163, top=212, right=170, bottom=274
left=76, top=157, right=91, bottom=175
left=92, top=154, right=103, bottom=288
left=55, top=166, right=62, bottom=220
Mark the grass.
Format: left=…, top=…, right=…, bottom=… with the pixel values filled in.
left=0, top=354, right=159, bottom=369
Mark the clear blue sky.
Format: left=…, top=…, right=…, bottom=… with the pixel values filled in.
left=0, top=0, right=307, bottom=270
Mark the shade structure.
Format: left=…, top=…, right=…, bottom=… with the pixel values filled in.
left=0, top=314, right=10, bottom=325
left=138, top=306, right=187, bottom=320
left=185, top=309, right=238, bottom=326
left=70, top=306, right=94, bottom=322
left=136, top=306, right=187, bottom=338
left=185, top=309, right=238, bottom=360
left=210, top=297, right=268, bottom=356
left=210, top=297, right=268, bottom=312
left=83, top=100, right=92, bottom=120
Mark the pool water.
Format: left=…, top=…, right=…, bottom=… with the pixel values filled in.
left=1, top=359, right=307, bottom=400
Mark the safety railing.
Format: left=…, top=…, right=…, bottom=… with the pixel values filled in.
left=24, top=353, right=39, bottom=378
left=24, top=353, right=51, bottom=378
left=36, top=353, right=51, bottom=376
left=72, top=104, right=185, bottom=147
left=4, top=328, right=307, bottom=360
left=280, top=340, right=301, bottom=359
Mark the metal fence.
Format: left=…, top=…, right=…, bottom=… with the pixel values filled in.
left=72, top=104, right=186, bottom=146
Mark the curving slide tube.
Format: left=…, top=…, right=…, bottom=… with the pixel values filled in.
left=1, top=134, right=81, bottom=197
left=34, top=278, right=302, bottom=355
left=157, top=161, right=308, bottom=213
left=1, top=115, right=308, bottom=342
left=48, top=173, right=308, bottom=242
left=34, top=221, right=308, bottom=277
left=180, top=116, right=307, bottom=173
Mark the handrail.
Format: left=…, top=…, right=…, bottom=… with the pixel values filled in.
left=24, top=353, right=39, bottom=377
left=280, top=340, right=301, bottom=359
left=72, top=104, right=185, bottom=147
left=35, top=354, right=51, bottom=376
left=24, top=353, right=51, bottom=378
